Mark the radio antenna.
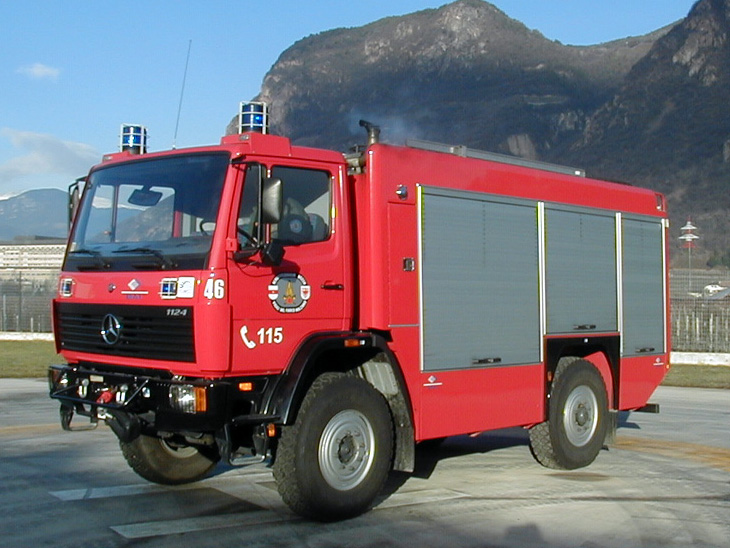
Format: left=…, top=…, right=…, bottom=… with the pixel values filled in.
left=172, top=39, right=192, bottom=149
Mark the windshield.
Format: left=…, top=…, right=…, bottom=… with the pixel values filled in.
left=65, top=153, right=228, bottom=271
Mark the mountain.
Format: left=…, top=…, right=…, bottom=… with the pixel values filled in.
left=233, top=0, right=671, bottom=158
left=564, top=0, right=730, bottom=257
left=231, top=0, right=730, bottom=261
left=0, top=189, right=69, bottom=242
left=8, top=2, right=723, bottom=259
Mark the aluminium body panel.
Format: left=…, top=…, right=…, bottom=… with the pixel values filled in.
left=419, top=187, right=540, bottom=371
left=621, top=216, right=666, bottom=357
left=544, top=206, right=618, bottom=335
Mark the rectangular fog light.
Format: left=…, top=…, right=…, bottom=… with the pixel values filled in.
left=169, top=384, right=207, bottom=413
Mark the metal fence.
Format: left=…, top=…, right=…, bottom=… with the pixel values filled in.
left=0, top=269, right=58, bottom=333
left=3, top=267, right=730, bottom=353
left=669, top=269, right=730, bottom=353
left=671, top=299, right=730, bottom=352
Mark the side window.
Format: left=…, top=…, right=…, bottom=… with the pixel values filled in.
left=271, top=166, right=331, bottom=245
left=237, top=167, right=261, bottom=247
left=84, top=184, right=115, bottom=243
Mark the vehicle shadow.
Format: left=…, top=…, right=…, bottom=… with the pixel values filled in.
left=617, top=410, right=642, bottom=430
left=382, top=427, right=531, bottom=496
left=383, top=414, right=644, bottom=497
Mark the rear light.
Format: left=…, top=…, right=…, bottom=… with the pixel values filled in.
left=169, top=384, right=207, bottom=413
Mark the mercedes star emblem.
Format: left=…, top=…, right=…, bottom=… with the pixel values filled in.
left=101, top=314, right=122, bottom=345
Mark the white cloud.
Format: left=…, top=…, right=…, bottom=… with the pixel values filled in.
left=16, top=63, right=61, bottom=81
left=0, top=128, right=99, bottom=192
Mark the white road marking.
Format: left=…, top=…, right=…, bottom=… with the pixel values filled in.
left=50, top=484, right=166, bottom=501
left=50, top=476, right=466, bottom=539
left=375, top=488, right=466, bottom=509
left=49, top=472, right=274, bottom=501
left=111, top=510, right=291, bottom=539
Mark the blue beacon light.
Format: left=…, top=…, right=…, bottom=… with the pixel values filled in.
left=238, top=102, right=269, bottom=134
left=120, top=124, right=148, bottom=154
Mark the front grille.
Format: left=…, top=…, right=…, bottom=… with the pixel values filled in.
left=55, top=303, right=195, bottom=362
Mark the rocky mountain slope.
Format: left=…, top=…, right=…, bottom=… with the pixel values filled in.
left=233, top=0, right=730, bottom=259
left=565, top=0, right=730, bottom=257
left=0, top=189, right=68, bottom=241
left=7, top=1, right=730, bottom=260
left=236, top=0, right=670, bottom=157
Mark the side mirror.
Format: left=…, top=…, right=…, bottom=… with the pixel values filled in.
left=261, top=177, right=283, bottom=224
left=68, top=177, right=85, bottom=230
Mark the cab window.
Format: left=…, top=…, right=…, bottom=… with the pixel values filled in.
left=237, top=165, right=331, bottom=247
left=271, top=166, right=331, bottom=244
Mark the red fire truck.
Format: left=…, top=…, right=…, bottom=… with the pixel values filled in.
left=49, top=102, right=669, bottom=520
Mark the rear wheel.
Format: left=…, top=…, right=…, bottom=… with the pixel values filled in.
left=120, top=434, right=217, bottom=485
left=529, top=358, right=608, bottom=470
left=273, top=373, right=394, bottom=521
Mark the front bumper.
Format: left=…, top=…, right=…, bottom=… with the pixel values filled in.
left=48, top=364, right=275, bottom=435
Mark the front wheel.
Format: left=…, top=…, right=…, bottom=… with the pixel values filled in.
left=120, top=434, right=218, bottom=485
left=273, top=373, right=394, bottom=521
left=529, top=358, right=608, bottom=470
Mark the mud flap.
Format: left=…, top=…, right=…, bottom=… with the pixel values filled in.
left=604, top=410, right=618, bottom=446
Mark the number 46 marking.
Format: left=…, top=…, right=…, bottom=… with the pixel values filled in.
left=203, top=278, right=225, bottom=300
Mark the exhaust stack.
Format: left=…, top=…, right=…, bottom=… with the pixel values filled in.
left=359, top=119, right=380, bottom=146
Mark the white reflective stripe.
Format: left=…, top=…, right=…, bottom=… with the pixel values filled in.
left=616, top=212, right=624, bottom=355
left=417, top=184, right=425, bottom=372
left=662, top=218, right=669, bottom=353
left=537, top=201, right=547, bottom=361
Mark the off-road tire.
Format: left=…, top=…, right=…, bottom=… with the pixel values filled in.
left=273, top=372, right=394, bottom=521
left=529, top=357, right=608, bottom=470
left=120, top=434, right=217, bottom=485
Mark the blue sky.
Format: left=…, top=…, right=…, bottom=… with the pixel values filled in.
left=0, top=0, right=695, bottom=198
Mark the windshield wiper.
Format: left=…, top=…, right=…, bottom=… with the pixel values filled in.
left=67, top=248, right=110, bottom=269
left=113, top=247, right=177, bottom=269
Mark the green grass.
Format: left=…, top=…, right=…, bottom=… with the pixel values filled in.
left=2, top=340, right=730, bottom=388
left=662, top=364, right=730, bottom=389
left=0, top=340, right=60, bottom=378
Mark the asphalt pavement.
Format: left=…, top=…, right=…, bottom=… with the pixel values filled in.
left=1, top=379, right=728, bottom=547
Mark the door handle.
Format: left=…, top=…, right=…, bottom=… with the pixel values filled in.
left=321, top=283, right=344, bottom=290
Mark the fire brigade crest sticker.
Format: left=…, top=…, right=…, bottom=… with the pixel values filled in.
left=268, top=273, right=311, bottom=313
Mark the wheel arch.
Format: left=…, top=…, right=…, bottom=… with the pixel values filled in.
left=264, top=331, right=415, bottom=472
left=545, top=336, right=618, bottom=410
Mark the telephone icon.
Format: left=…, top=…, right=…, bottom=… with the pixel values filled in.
left=240, top=325, right=256, bottom=349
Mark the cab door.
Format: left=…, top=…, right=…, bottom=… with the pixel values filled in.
left=227, top=162, right=353, bottom=376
